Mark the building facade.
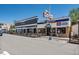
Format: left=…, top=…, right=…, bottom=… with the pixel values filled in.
left=15, top=16, right=71, bottom=37
left=37, top=17, right=71, bottom=37
left=15, top=16, right=38, bottom=36
left=0, top=23, right=11, bottom=32
left=72, top=23, right=78, bottom=36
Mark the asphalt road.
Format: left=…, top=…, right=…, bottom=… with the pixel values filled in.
left=0, top=34, right=79, bottom=55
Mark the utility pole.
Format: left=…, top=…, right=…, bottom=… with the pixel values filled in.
left=69, top=17, right=72, bottom=43
left=48, top=4, right=52, bottom=40
left=43, top=4, right=53, bottom=40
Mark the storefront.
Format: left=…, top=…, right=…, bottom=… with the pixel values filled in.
left=37, top=22, right=46, bottom=36
left=49, top=17, right=71, bottom=37
left=15, top=16, right=71, bottom=37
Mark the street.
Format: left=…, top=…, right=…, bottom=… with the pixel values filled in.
left=0, top=34, right=79, bottom=55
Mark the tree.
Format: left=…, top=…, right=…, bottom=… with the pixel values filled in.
left=9, top=25, right=16, bottom=34
left=10, top=25, right=15, bottom=30
left=69, top=8, right=79, bottom=25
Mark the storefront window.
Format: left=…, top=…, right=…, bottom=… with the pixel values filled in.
left=62, top=28, right=66, bottom=33
left=52, top=28, right=56, bottom=33
left=57, top=27, right=66, bottom=34
left=38, top=28, right=45, bottom=33
left=27, top=29, right=29, bottom=33
left=52, top=28, right=56, bottom=36
left=24, top=29, right=26, bottom=33
left=34, top=28, right=36, bottom=33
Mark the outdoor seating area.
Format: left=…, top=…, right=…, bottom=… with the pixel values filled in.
left=69, top=35, right=79, bottom=44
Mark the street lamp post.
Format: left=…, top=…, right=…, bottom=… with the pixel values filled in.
left=46, top=23, right=52, bottom=40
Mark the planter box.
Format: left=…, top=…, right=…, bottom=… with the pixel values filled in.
left=69, top=38, right=79, bottom=44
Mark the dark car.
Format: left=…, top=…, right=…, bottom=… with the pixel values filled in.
left=0, top=29, right=3, bottom=36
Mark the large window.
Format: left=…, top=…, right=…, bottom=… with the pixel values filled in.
left=38, top=28, right=45, bottom=33
left=27, top=29, right=30, bottom=33
left=15, top=17, right=38, bottom=26
left=52, top=28, right=56, bottom=33
left=24, top=29, right=26, bottom=33
left=57, top=27, right=66, bottom=34
left=34, top=28, right=36, bottom=33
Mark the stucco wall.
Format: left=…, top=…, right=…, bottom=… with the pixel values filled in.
left=72, top=24, right=78, bottom=35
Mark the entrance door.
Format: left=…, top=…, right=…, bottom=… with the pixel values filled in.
left=47, top=27, right=51, bottom=36
left=52, top=28, right=56, bottom=36
left=27, top=29, right=29, bottom=33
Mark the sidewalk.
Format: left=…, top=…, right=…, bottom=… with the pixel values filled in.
left=39, top=36, right=69, bottom=41
left=52, top=37, right=69, bottom=41
left=7, top=33, right=69, bottom=41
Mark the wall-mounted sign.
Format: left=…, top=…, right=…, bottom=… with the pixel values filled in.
left=57, top=21, right=68, bottom=26
left=57, top=21, right=69, bottom=27
left=57, top=22, right=61, bottom=26
left=51, top=21, right=70, bottom=28
left=51, top=22, right=57, bottom=28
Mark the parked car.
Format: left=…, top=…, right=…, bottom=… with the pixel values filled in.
left=0, top=29, right=3, bottom=36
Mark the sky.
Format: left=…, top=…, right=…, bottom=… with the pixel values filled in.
left=0, top=4, right=79, bottom=24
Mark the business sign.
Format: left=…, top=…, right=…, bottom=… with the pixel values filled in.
left=51, top=21, right=70, bottom=28
left=57, top=21, right=68, bottom=26
left=57, top=22, right=61, bottom=26
left=50, top=22, right=57, bottom=28
left=57, top=21, right=69, bottom=27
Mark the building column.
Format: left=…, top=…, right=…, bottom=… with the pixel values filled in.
left=66, top=27, right=69, bottom=37
left=55, top=28, right=57, bottom=37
